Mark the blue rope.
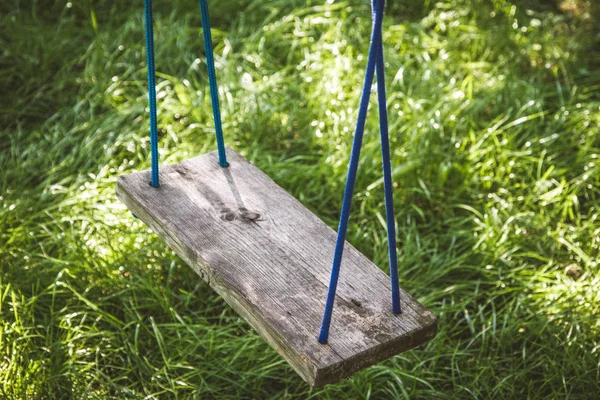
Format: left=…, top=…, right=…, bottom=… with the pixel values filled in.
left=375, top=22, right=401, bottom=314
left=319, top=0, right=401, bottom=344
left=144, top=0, right=160, bottom=187
left=199, top=0, right=228, bottom=167
left=319, top=0, right=396, bottom=344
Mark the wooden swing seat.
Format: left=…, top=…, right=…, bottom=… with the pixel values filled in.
left=116, top=148, right=437, bottom=386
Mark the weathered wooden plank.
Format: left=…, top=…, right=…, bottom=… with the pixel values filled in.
left=116, top=148, right=437, bottom=386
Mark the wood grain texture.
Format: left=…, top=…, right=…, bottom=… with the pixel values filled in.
left=116, top=148, right=437, bottom=386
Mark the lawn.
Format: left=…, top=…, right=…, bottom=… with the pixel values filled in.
left=1, top=0, right=599, bottom=398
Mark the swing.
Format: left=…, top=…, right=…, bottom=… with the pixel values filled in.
left=117, top=0, right=436, bottom=387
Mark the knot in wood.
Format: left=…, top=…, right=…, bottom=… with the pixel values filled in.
left=219, top=208, right=261, bottom=222
left=238, top=209, right=261, bottom=222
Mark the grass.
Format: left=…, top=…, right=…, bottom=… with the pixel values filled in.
left=1, top=0, right=599, bottom=398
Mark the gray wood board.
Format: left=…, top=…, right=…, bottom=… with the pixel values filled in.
left=116, top=148, right=437, bottom=386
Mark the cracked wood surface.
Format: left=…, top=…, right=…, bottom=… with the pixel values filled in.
left=116, top=148, right=437, bottom=386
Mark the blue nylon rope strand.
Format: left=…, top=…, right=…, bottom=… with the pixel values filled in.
left=199, top=0, right=228, bottom=167
left=144, top=0, right=160, bottom=187
left=375, top=18, right=401, bottom=314
left=318, top=0, right=386, bottom=345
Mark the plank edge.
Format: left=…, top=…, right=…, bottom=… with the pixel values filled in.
left=314, top=314, right=437, bottom=386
